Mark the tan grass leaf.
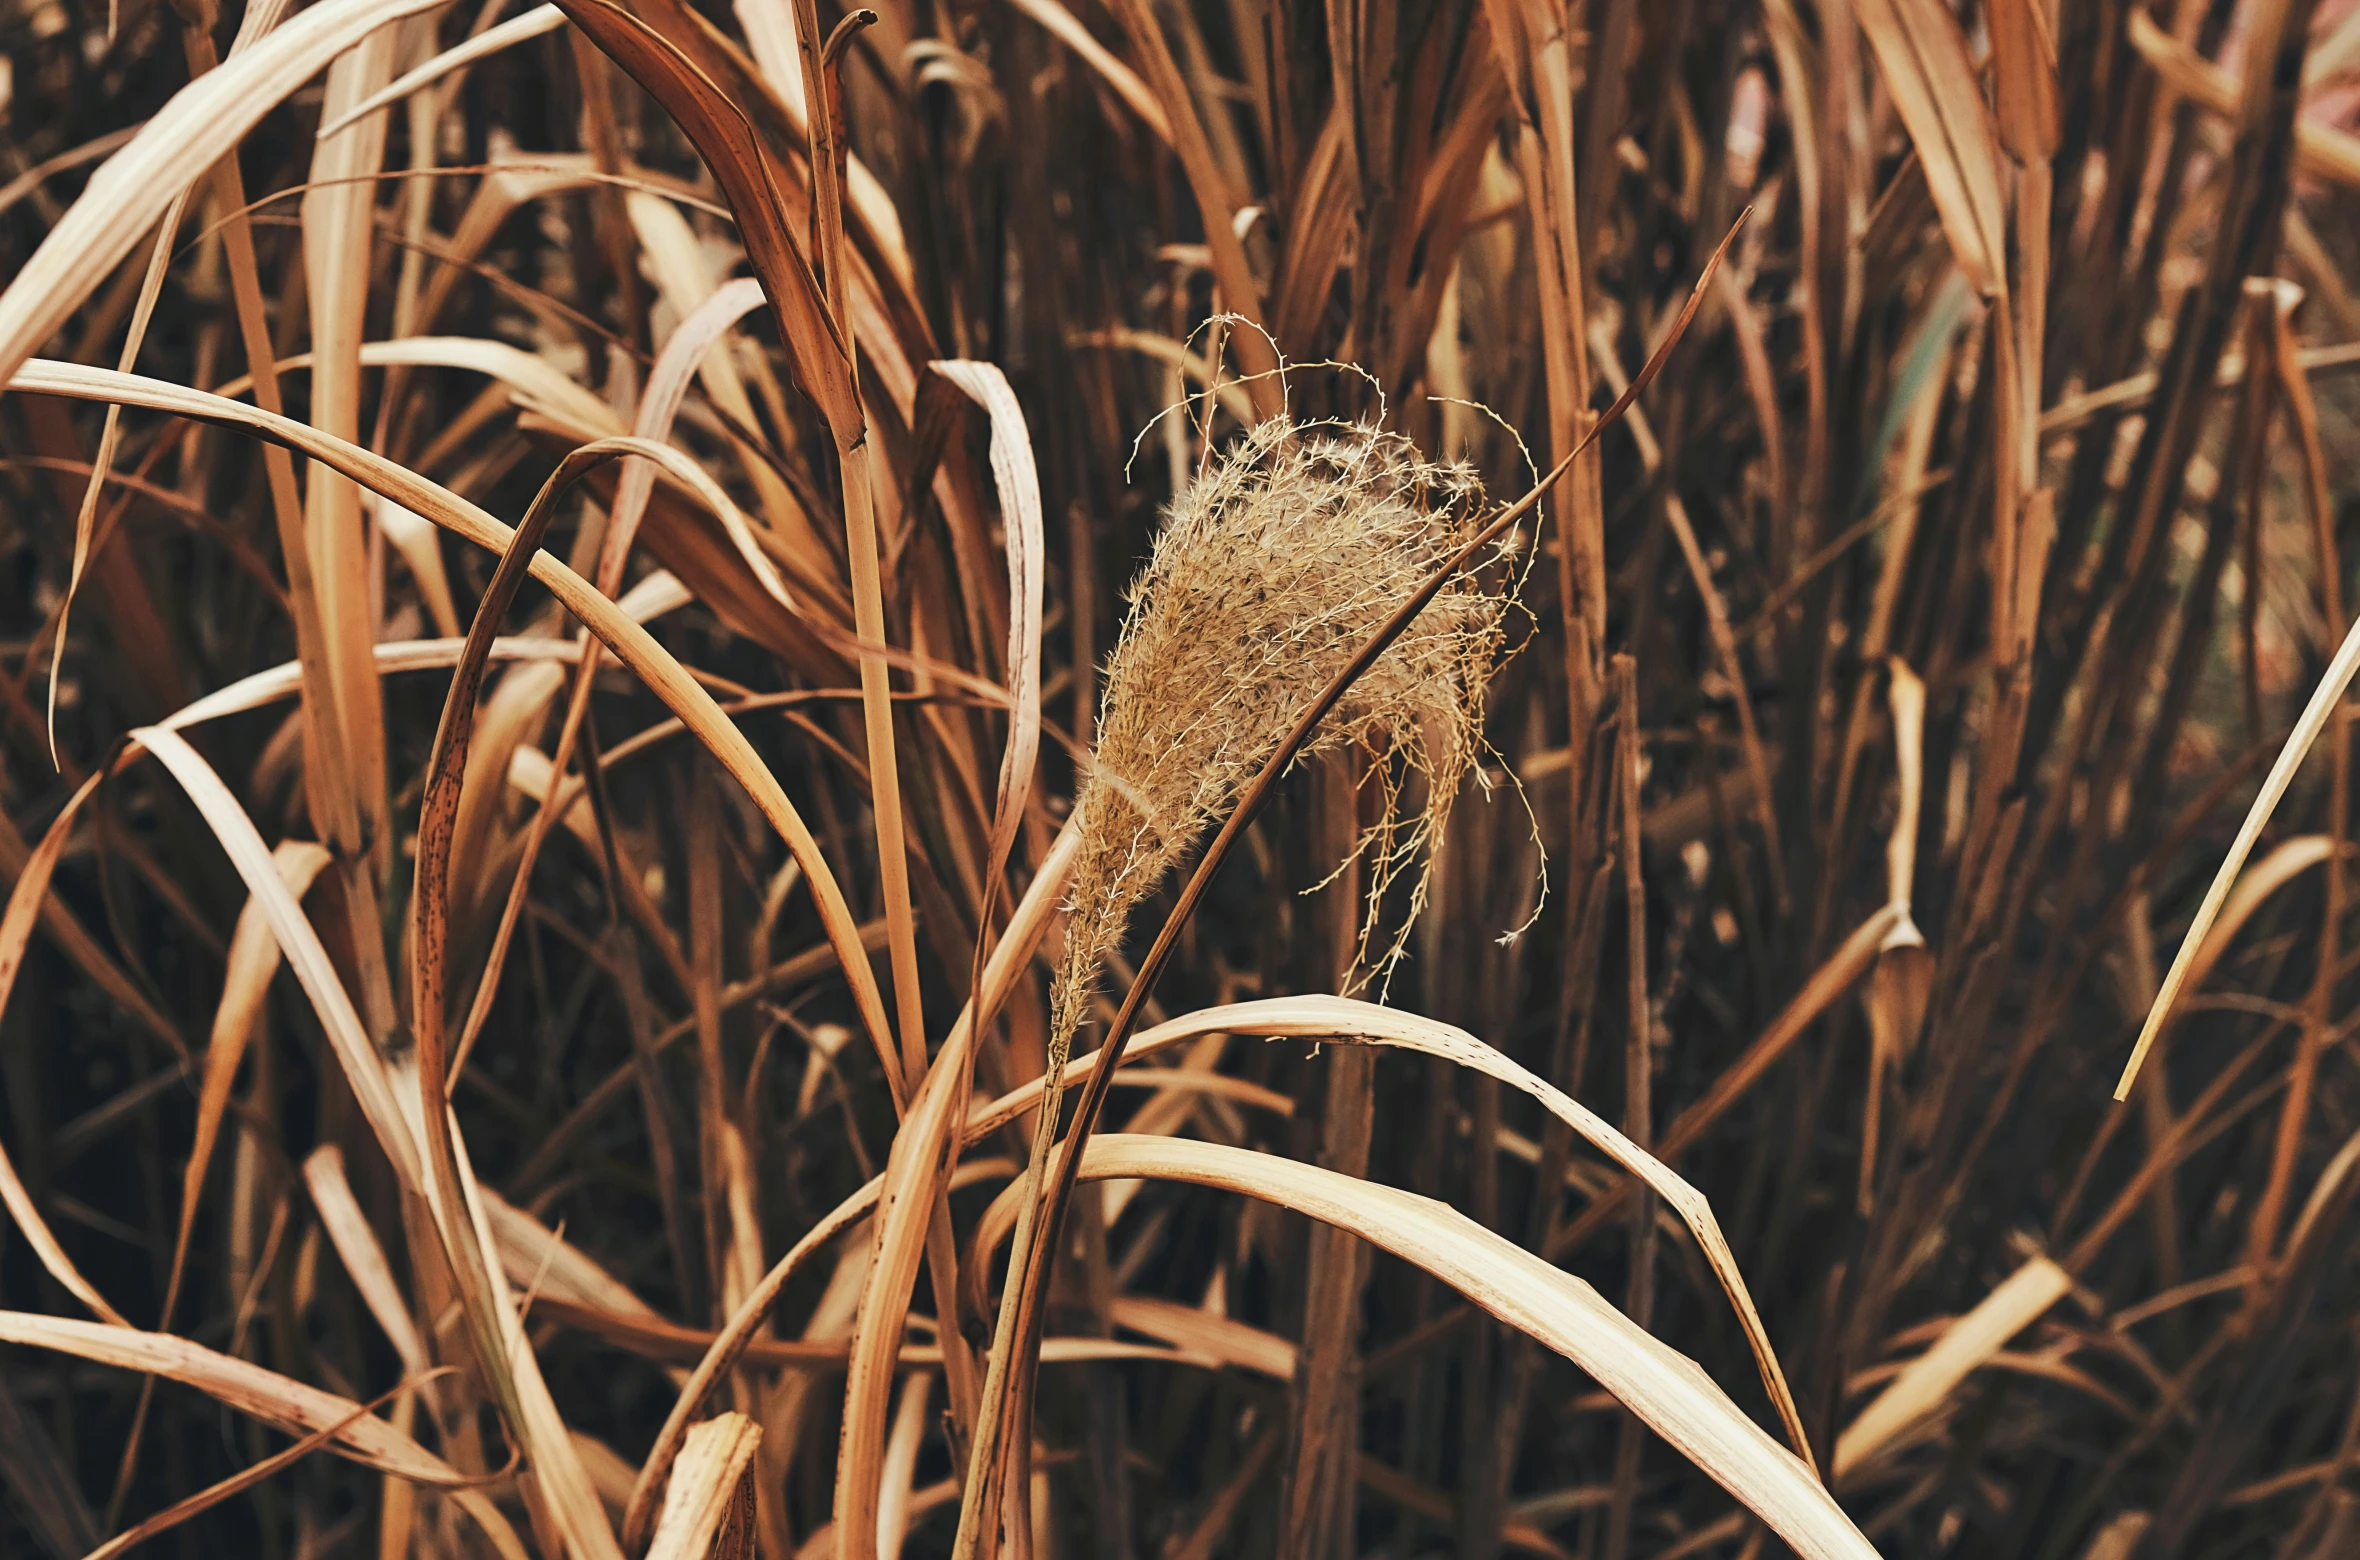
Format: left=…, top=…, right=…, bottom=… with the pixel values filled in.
left=2126, top=12, right=2360, bottom=188
left=12, top=360, right=898, bottom=1088
left=2119, top=834, right=2340, bottom=1095
left=968, top=993, right=1810, bottom=1466
left=1002, top=0, right=1173, bottom=143
left=1108, top=1296, right=1296, bottom=1380
left=647, top=1414, right=762, bottom=1560
left=315, top=5, right=568, bottom=139
left=80, top=1376, right=441, bottom=1560
left=167, top=842, right=333, bottom=1326
left=301, top=1145, right=430, bottom=1379
left=1833, top=1255, right=2072, bottom=1480
left=132, top=728, right=421, bottom=1189
left=553, top=0, right=861, bottom=447
left=0, top=1311, right=529, bottom=1558
left=640, top=819, right=1077, bottom=1553
left=1076, top=1136, right=1879, bottom=1560
left=1851, top=0, right=2009, bottom=294
left=0, top=770, right=132, bottom=1327
left=0, top=0, right=448, bottom=386
left=1103, top=0, right=1282, bottom=417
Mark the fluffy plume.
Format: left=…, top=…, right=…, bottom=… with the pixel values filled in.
left=1055, top=416, right=1520, bottom=1054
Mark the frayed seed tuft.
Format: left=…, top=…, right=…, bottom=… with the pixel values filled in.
left=1055, top=416, right=1522, bottom=1058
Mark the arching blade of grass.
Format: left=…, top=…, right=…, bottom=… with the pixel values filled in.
left=0, top=1311, right=530, bottom=1559
left=2119, top=612, right=2360, bottom=1099
left=1068, top=1136, right=1878, bottom=1560
left=0, top=0, right=449, bottom=384
left=9, top=359, right=899, bottom=1083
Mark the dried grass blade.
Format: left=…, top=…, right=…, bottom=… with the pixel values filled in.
left=646, top=1414, right=762, bottom=1560
left=1986, top=0, right=2061, bottom=162
left=82, top=1374, right=445, bottom=1560
left=301, top=22, right=401, bottom=867
left=1862, top=661, right=1931, bottom=1212
left=2126, top=13, right=2360, bottom=188
left=1553, top=904, right=1906, bottom=1258
left=302, top=1145, right=431, bottom=1378
left=2118, top=606, right=2360, bottom=1100
left=1850, top=0, right=2008, bottom=294
left=409, top=443, right=647, bottom=1560
left=0, top=803, right=180, bottom=1057
left=1833, top=1255, right=2071, bottom=1479
left=552, top=0, right=860, bottom=446
left=877, top=1372, right=933, bottom=1559
left=973, top=994, right=1808, bottom=1462
left=315, top=6, right=568, bottom=139
left=640, top=820, right=1076, bottom=1552
left=964, top=218, right=1750, bottom=1549
left=1001, top=0, right=1173, bottom=144
left=12, top=362, right=897, bottom=1088
left=480, top=1187, right=665, bottom=1321
left=1073, top=1136, right=1879, bottom=1560
left=1109, top=1296, right=1296, bottom=1379
left=1103, top=0, right=1282, bottom=416
left=0, top=1311, right=529, bottom=1559
left=168, top=842, right=332, bottom=1325
left=0, top=0, right=449, bottom=386
left=0, top=770, right=131, bottom=1327
left=834, top=1024, right=970, bottom=1559
left=624, top=1178, right=883, bottom=1547
left=930, top=359, right=1046, bottom=1003
left=52, top=186, right=189, bottom=763
left=454, top=281, right=770, bottom=1081
left=131, top=728, right=420, bottom=1187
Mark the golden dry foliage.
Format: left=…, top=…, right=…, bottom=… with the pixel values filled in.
left=1059, top=414, right=1511, bottom=1038
left=5, top=0, right=2360, bottom=1556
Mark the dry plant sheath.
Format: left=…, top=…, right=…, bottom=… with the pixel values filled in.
left=9, top=1, right=2360, bottom=1557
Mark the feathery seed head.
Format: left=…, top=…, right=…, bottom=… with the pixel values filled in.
left=1054, top=416, right=1520, bottom=1053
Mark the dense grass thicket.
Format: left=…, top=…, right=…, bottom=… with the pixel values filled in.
left=2, top=0, right=2360, bottom=1555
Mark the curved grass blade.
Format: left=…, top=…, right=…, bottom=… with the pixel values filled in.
left=11, top=360, right=899, bottom=1087
left=1072, top=1136, right=1878, bottom=1560
left=2118, top=604, right=2360, bottom=1099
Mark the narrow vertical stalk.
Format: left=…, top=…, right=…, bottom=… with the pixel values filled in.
left=791, top=0, right=930, bottom=1096
left=1280, top=755, right=1373, bottom=1560
left=1606, top=653, right=1655, bottom=1560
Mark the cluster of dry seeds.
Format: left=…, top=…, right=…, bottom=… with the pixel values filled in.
left=1053, top=415, right=1520, bottom=1055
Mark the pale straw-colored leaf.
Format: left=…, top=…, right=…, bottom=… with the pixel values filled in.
left=647, top=1414, right=763, bottom=1560
left=635, top=819, right=1078, bottom=1552
left=1001, top=0, right=1173, bottom=144
left=2122, top=814, right=2353, bottom=1098
left=2126, top=12, right=2360, bottom=189
left=301, top=1145, right=431, bottom=1380
left=877, top=1371, right=933, bottom=1560
left=81, top=1375, right=444, bottom=1560
left=1075, top=1136, right=1878, bottom=1560
left=1108, top=1296, right=1296, bottom=1380
left=0, top=1311, right=529, bottom=1559
left=1850, top=0, right=2008, bottom=294
left=965, top=993, right=1809, bottom=1466
left=1833, top=1255, right=2072, bottom=1479
left=0, top=771, right=129, bottom=1327
left=167, top=842, right=333, bottom=1324
left=13, top=360, right=897, bottom=1081
left=0, top=0, right=449, bottom=385
left=131, top=728, right=420, bottom=1188
left=316, top=5, right=568, bottom=139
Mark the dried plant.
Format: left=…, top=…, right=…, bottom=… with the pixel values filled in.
left=1056, top=413, right=1515, bottom=1043
left=5, top=0, right=2360, bottom=1556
